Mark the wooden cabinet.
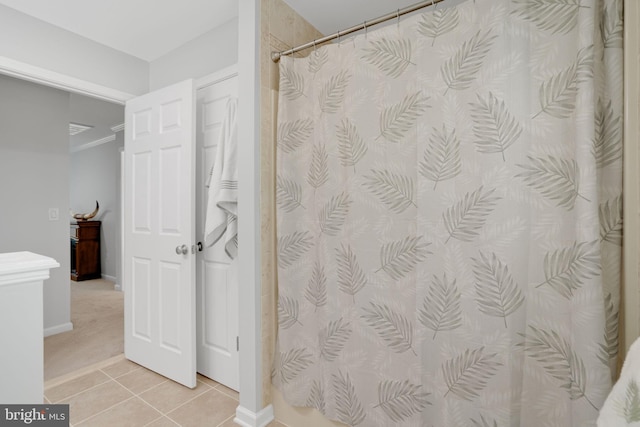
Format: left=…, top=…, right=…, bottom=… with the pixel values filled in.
left=70, top=221, right=101, bottom=281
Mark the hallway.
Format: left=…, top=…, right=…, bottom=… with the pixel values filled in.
left=44, top=279, right=124, bottom=380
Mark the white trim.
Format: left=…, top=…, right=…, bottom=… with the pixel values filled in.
left=0, top=56, right=135, bottom=105
left=0, top=252, right=60, bottom=286
left=120, top=149, right=125, bottom=294
left=44, top=322, right=73, bottom=337
left=71, top=134, right=116, bottom=153
left=234, top=404, right=274, bottom=427
left=237, top=0, right=262, bottom=415
left=101, top=274, right=117, bottom=282
left=196, top=64, right=239, bottom=90
left=69, top=122, right=93, bottom=135
left=110, top=123, right=125, bottom=133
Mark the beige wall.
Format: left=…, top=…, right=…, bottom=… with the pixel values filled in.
left=258, top=2, right=349, bottom=424
left=258, top=0, right=324, bottom=411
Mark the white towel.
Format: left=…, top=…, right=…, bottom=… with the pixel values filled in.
left=204, top=97, right=238, bottom=259
left=598, top=337, right=640, bottom=426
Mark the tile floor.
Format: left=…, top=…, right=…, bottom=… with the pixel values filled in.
left=44, top=358, right=287, bottom=427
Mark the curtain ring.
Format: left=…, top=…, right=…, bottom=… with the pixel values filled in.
left=337, top=30, right=341, bottom=45
left=363, top=20, right=367, bottom=39
left=313, top=39, right=316, bottom=51
left=396, top=9, right=401, bottom=28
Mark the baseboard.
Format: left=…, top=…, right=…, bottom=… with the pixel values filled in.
left=44, top=322, right=73, bottom=337
left=234, top=404, right=274, bottom=427
left=101, top=274, right=116, bottom=282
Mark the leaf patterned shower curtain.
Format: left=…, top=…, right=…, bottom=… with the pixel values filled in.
left=273, top=0, right=623, bottom=425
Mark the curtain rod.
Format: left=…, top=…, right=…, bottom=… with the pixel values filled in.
left=271, top=0, right=446, bottom=62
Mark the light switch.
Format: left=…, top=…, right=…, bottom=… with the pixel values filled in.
left=48, top=208, right=59, bottom=221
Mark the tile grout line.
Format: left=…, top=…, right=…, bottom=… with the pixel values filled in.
left=44, top=354, right=127, bottom=389
left=161, top=385, right=235, bottom=422
left=74, top=374, right=204, bottom=427
left=46, top=358, right=136, bottom=402
left=216, top=414, right=236, bottom=427
left=99, top=364, right=143, bottom=381
left=48, top=377, right=114, bottom=404
left=142, top=414, right=176, bottom=427
left=50, top=362, right=240, bottom=426
left=73, top=394, right=138, bottom=426
left=134, top=379, right=214, bottom=420
left=117, top=378, right=170, bottom=396
left=212, top=383, right=240, bottom=401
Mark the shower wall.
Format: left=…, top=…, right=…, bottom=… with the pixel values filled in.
left=258, top=0, right=323, bottom=408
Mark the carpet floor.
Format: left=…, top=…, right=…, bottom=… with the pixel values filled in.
left=44, top=279, right=124, bottom=381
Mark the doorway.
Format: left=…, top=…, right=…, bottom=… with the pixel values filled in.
left=123, top=71, right=240, bottom=390
left=45, top=92, right=126, bottom=381
left=44, top=278, right=124, bottom=380
left=44, top=70, right=241, bottom=390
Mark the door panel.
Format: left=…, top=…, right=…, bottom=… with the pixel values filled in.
left=132, top=257, right=151, bottom=340
left=196, top=75, right=240, bottom=391
left=124, top=79, right=196, bottom=388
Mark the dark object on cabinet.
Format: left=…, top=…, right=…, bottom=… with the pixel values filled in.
left=70, top=220, right=101, bottom=281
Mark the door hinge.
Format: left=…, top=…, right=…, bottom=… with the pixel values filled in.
left=236, top=336, right=239, bottom=351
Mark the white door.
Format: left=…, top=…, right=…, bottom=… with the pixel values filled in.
left=124, top=79, right=196, bottom=388
left=196, top=75, right=240, bottom=391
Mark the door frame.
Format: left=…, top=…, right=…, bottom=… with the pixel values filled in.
left=0, top=55, right=266, bottom=421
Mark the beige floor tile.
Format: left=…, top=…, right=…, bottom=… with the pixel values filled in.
left=216, top=415, right=237, bottom=427
left=144, top=416, right=180, bottom=427
left=115, top=368, right=168, bottom=394
left=217, top=417, right=286, bottom=427
left=139, top=379, right=211, bottom=413
left=196, top=374, right=239, bottom=400
left=167, top=389, right=237, bottom=427
left=196, top=373, right=219, bottom=388
left=45, top=370, right=111, bottom=403
left=76, top=397, right=161, bottom=427
left=214, top=383, right=239, bottom=401
left=66, top=380, right=133, bottom=424
left=101, top=359, right=142, bottom=379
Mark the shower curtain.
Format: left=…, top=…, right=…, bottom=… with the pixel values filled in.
left=273, top=0, right=623, bottom=425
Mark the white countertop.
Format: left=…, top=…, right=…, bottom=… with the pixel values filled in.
left=0, top=251, right=60, bottom=277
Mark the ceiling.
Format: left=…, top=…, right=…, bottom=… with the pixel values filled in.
left=69, top=93, right=124, bottom=152
left=283, top=0, right=424, bottom=36
left=0, top=0, right=423, bottom=151
left=0, top=0, right=238, bottom=62
left=0, top=0, right=423, bottom=62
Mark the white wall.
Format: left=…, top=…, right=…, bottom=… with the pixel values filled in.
left=0, top=74, right=71, bottom=334
left=0, top=8, right=239, bottom=338
left=0, top=4, right=148, bottom=96
left=149, top=18, right=239, bottom=90
left=70, top=134, right=124, bottom=282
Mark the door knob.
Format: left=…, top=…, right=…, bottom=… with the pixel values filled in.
left=175, top=244, right=188, bottom=255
